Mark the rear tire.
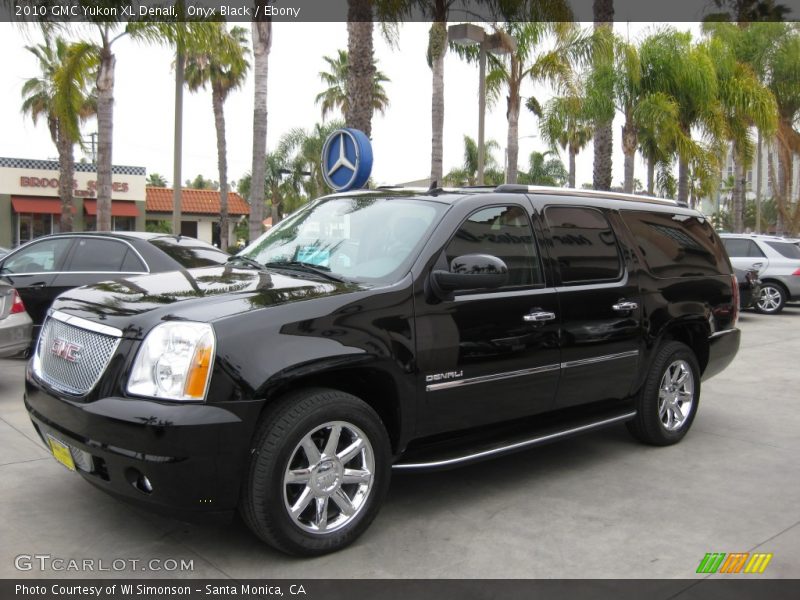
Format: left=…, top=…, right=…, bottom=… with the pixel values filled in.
left=240, top=388, right=391, bottom=556
left=626, top=342, right=700, bottom=446
left=755, top=283, right=787, bottom=314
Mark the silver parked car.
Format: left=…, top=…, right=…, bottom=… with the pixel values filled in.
left=0, top=282, right=33, bottom=358
left=720, top=234, right=800, bottom=314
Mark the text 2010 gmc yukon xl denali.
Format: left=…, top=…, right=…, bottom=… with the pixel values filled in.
left=24, top=185, right=740, bottom=555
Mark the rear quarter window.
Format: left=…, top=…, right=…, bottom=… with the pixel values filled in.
left=620, top=211, right=728, bottom=277
left=765, top=241, right=800, bottom=259
left=148, top=238, right=229, bottom=268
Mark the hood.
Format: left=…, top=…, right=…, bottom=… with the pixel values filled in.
left=50, top=265, right=363, bottom=338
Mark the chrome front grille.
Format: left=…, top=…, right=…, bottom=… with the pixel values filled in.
left=35, top=312, right=122, bottom=395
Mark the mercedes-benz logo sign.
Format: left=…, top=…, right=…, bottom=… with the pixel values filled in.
left=321, top=128, right=373, bottom=192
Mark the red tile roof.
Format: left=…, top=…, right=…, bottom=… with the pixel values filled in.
left=146, top=187, right=250, bottom=216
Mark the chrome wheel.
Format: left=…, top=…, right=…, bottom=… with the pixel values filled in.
left=283, top=421, right=375, bottom=535
left=658, top=360, right=694, bottom=431
left=756, top=285, right=783, bottom=313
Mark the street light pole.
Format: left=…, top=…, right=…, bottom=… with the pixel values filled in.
left=477, top=45, right=486, bottom=185
left=448, top=24, right=516, bottom=188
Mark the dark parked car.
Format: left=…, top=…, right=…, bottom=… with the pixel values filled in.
left=735, top=267, right=761, bottom=310
left=0, top=283, right=33, bottom=358
left=0, top=232, right=230, bottom=340
left=24, top=186, right=740, bottom=556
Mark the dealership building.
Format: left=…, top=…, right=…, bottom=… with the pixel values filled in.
left=0, top=157, right=250, bottom=249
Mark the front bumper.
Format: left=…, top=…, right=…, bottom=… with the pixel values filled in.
left=25, top=371, right=264, bottom=518
left=702, top=328, right=740, bottom=381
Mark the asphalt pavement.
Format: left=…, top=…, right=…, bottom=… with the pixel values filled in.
left=1, top=306, right=798, bottom=579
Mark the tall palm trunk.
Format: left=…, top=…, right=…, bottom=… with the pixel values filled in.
left=429, top=18, right=446, bottom=185
left=621, top=119, right=636, bottom=194
left=506, top=60, right=522, bottom=184
left=95, top=43, right=115, bottom=232
left=592, top=0, right=614, bottom=191
left=55, top=121, right=75, bottom=232
left=346, top=0, right=374, bottom=137
left=568, top=146, right=576, bottom=188
left=732, top=149, right=746, bottom=232
left=678, top=156, right=689, bottom=204
left=646, top=156, right=655, bottom=195
left=212, top=85, right=229, bottom=250
left=249, top=20, right=272, bottom=243
left=755, top=129, right=763, bottom=233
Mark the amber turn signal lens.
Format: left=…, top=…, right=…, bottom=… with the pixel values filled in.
left=184, top=344, right=213, bottom=399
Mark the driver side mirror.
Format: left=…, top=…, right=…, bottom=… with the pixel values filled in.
left=430, top=254, right=508, bottom=300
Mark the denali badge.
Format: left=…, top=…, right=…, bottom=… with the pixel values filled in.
left=50, top=338, right=82, bottom=363
left=425, top=370, right=463, bottom=383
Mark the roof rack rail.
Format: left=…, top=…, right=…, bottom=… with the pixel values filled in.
left=493, top=184, right=685, bottom=207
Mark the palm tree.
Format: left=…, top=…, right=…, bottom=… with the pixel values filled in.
left=185, top=24, right=250, bottom=251
left=315, top=50, right=390, bottom=121
left=639, top=29, right=725, bottom=205
left=518, top=151, right=568, bottom=187
left=279, top=120, right=346, bottom=202
left=483, top=22, right=595, bottom=184
left=345, top=0, right=375, bottom=136
left=443, top=135, right=503, bottom=186
left=763, top=26, right=800, bottom=235
left=427, top=0, right=452, bottom=186
left=539, top=86, right=593, bottom=188
left=146, top=173, right=168, bottom=187
left=703, top=32, right=777, bottom=231
left=250, top=19, right=273, bottom=243
left=22, top=37, right=95, bottom=233
left=59, top=23, right=127, bottom=231
left=592, top=0, right=615, bottom=191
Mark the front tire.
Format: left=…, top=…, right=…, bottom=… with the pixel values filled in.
left=626, top=341, right=700, bottom=446
left=240, top=388, right=391, bottom=556
left=755, top=283, right=787, bottom=314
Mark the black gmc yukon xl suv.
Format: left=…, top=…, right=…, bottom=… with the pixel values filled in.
left=24, top=186, right=740, bottom=555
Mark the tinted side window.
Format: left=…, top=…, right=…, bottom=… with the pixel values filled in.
left=148, top=238, right=229, bottom=268
left=724, top=239, right=764, bottom=258
left=1, top=238, right=72, bottom=273
left=446, top=205, right=542, bottom=287
left=545, top=206, right=622, bottom=283
left=622, top=211, right=728, bottom=277
left=766, top=241, right=800, bottom=259
left=68, top=238, right=128, bottom=272
left=121, top=249, right=147, bottom=272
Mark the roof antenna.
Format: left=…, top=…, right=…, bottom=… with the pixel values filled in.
left=427, top=180, right=443, bottom=196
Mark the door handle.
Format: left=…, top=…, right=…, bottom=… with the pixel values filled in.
left=751, top=262, right=764, bottom=270
left=612, top=301, right=638, bottom=312
left=28, top=282, right=47, bottom=289
left=523, top=311, right=556, bottom=322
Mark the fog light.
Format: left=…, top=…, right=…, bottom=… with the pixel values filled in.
left=126, top=467, right=154, bottom=494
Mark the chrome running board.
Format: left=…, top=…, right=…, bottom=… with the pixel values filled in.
left=392, top=411, right=637, bottom=471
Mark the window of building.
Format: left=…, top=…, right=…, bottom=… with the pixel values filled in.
left=445, top=205, right=542, bottom=288
left=16, top=213, right=57, bottom=246
left=545, top=206, right=622, bottom=283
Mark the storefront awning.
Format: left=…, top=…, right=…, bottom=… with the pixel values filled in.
left=11, top=197, right=65, bottom=214
left=83, top=200, right=140, bottom=217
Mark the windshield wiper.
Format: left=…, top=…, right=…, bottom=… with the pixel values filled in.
left=263, top=261, right=348, bottom=283
left=226, top=255, right=269, bottom=271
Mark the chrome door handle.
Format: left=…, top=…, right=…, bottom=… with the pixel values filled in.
left=751, top=262, right=764, bottom=270
left=524, top=311, right=556, bottom=322
left=612, top=301, right=638, bottom=312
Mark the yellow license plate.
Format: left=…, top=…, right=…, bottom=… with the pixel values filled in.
left=47, top=435, right=76, bottom=471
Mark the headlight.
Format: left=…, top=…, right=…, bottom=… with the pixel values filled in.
left=127, top=322, right=215, bottom=401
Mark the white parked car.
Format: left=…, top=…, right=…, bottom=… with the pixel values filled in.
left=720, top=234, right=800, bottom=314
left=0, top=283, right=33, bottom=358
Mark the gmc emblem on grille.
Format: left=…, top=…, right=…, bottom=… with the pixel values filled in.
left=50, top=338, right=82, bottom=363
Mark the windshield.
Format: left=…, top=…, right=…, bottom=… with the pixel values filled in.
left=240, top=196, right=444, bottom=283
